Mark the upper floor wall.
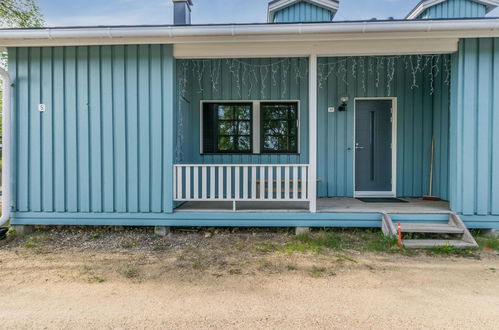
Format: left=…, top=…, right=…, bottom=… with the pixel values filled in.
left=268, top=0, right=338, bottom=23
left=407, top=0, right=499, bottom=19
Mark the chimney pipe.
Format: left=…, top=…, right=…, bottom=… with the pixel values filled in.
left=173, top=0, right=193, bottom=25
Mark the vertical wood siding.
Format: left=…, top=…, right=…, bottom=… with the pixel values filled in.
left=450, top=38, right=499, bottom=216
left=419, top=0, right=487, bottom=19
left=176, top=58, right=309, bottom=166
left=273, top=2, right=333, bottom=22
left=9, top=45, right=175, bottom=214
left=317, top=56, right=450, bottom=199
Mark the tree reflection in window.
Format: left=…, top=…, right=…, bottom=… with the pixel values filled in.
left=261, top=102, right=298, bottom=153
left=202, top=103, right=252, bottom=153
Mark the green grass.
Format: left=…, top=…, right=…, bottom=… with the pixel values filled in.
left=476, top=236, right=499, bottom=251
left=364, top=232, right=399, bottom=252
left=279, top=232, right=342, bottom=254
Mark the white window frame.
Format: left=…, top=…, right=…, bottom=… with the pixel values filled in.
left=200, top=100, right=301, bottom=155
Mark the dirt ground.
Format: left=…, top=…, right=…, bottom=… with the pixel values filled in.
left=0, top=227, right=498, bottom=329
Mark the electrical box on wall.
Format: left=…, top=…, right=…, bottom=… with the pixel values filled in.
left=328, top=106, right=335, bottom=113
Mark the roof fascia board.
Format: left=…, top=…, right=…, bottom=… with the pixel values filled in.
left=268, top=0, right=339, bottom=22
left=407, top=0, right=499, bottom=19
left=1, top=19, right=499, bottom=47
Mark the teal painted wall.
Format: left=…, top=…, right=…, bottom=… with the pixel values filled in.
left=176, top=58, right=309, bottom=165
left=450, top=38, right=499, bottom=217
left=317, top=55, right=450, bottom=199
left=9, top=45, right=175, bottom=214
left=418, top=0, right=487, bottom=19
left=273, top=2, right=334, bottom=22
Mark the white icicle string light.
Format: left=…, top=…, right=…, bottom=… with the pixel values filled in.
left=182, top=58, right=308, bottom=96
left=317, top=54, right=450, bottom=95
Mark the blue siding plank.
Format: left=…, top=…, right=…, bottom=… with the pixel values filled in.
left=138, top=45, right=151, bottom=213
left=163, top=45, right=175, bottom=213
left=41, top=47, right=54, bottom=212
left=493, top=39, right=499, bottom=215
left=53, top=47, right=66, bottom=212
left=126, top=45, right=139, bottom=213
left=150, top=45, right=163, bottom=212
left=461, top=39, right=478, bottom=215
left=28, top=47, right=42, bottom=212
left=64, top=47, right=78, bottom=212
left=77, top=46, right=90, bottom=213
left=112, top=45, right=128, bottom=212
left=88, top=46, right=103, bottom=212
left=476, top=39, right=492, bottom=215
left=16, top=48, right=29, bottom=211
left=101, top=46, right=115, bottom=212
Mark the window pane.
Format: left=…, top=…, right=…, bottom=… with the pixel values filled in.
left=264, top=136, right=289, bottom=151
left=219, top=121, right=236, bottom=135
left=238, top=121, right=251, bottom=135
left=217, top=105, right=234, bottom=120
left=238, top=137, right=251, bottom=151
left=235, top=106, right=251, bottom=120
left=263, top=120, right=288, bottom=136
left=261, top=102, right=298, bottom=153
left=218, top=136, right=235, bottom=151
left=203, top=102, right=253, bottom=154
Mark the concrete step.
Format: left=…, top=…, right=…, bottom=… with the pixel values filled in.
left=403, top=239, right=477, bottom=249
left=399, top=223, right=464, bottom=234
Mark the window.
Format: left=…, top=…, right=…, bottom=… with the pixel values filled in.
left=201, top=101, right=299, bottom=155
left=202, top=103, right=253, bottom=154
left=261, top=102, right=298, bottom=154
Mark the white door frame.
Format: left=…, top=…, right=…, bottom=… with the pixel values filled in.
left=353, top=97, right=397, bottom=198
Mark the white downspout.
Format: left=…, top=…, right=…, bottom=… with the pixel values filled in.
left=0, top=67, right=11, bottom=226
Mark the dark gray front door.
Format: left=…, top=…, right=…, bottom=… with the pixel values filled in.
left=355, top=100, right=393, bottom=193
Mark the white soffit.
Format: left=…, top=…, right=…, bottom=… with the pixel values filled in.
left=173, top=38, right=459, bottom=58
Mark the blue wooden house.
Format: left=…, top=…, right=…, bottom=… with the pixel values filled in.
left=0, top=0, right=499, bottom=245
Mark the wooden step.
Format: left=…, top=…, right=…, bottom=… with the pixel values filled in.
left=403, top=239, right=477, bottom=249
left=399, top=223, right=464, bottom=234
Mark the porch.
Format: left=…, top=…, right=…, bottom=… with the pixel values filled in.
left=175, top=197, right=450, bottom=214
left=173, top=52, right=452, bottom=215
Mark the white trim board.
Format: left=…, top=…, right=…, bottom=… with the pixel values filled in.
left=353, top=97, right=397, bottom=198
left=406, top=0, right=499, bottom=19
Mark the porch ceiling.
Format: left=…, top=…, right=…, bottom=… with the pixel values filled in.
left=173, top=38, right=458, bottom=58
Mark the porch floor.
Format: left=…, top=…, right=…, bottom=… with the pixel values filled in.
left=175, top=197, right=450, bottom=214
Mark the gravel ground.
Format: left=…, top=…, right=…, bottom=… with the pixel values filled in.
left=0, top=227, right=498, bottom=329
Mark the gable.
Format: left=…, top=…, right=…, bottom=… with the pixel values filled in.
left=268, top=0, right=339, bottom=23
left=407, top=0, right=499, bottom=19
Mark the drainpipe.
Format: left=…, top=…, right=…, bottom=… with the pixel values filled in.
left=0, top=67, right=11, bottom=226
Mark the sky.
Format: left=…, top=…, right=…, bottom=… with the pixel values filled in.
left=38, top=0, right=499, bottom=27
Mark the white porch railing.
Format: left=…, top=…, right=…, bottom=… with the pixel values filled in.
left=174, top=164, right=310, bottom=204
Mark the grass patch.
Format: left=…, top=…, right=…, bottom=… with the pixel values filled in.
left=308, top=266, right=327, bottom=278
left=476, top=236, right=499, bottom=251
left=87, top=275, right=106, bottom=283
left=21, top=233, right=51, bottom=251
left=279, top=232, right=342, bottom=255
left=253, top=242, right=276, bottom=253
left=364, top=232, right=400, bottom=253
left=124, top=267, right=140, bottom=279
